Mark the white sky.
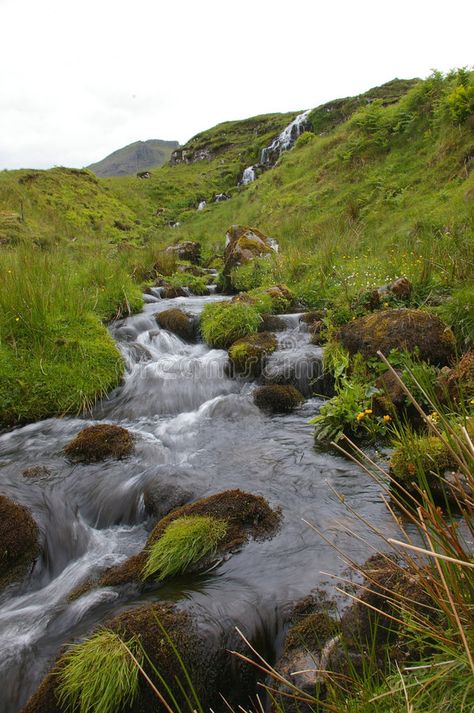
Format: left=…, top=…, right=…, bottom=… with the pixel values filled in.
left=1, top=0, right=473, bottom=170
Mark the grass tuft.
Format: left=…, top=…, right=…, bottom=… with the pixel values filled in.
left=142, top=515, right=228, bottom=581
left=56, top=629, right=142, bottom=713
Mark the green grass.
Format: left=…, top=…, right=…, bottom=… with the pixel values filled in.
left=57, top=630, right=143, bottom=713
left=142, top=515, right=228, bottom=581
left=200, top=302, right=262, bottom=349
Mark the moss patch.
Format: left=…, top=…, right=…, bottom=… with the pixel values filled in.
left=64, top=424, right=135, bottom=463
left=228, top=331, right=277, bottom=377
left=155, top=308, right=196, bottom=341
left=338, top=309, right=456, bottom=365
left=254, top=384, right=305, bottom=413
left=0, top=495, right=40, bottom=592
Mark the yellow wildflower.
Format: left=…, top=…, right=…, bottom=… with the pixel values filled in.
left=356, top=412, right=365, bottom=421
left=365, top=409, right=373, bottom=415
left=383, top=414, right=391, bottom=422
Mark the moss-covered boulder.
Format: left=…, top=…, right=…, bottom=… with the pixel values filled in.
left=259, top=314, right=286, bottom=332
left=64, top=424, right=135, bottom=463
left=222, top=225, right=278, bottom=290
left=73, top=490, right=281, bottom=593
left=155, top=308, right=197, bottom=341
left=165, top=240, right=201, bottom=263
left=254, top=385, right=304, bottom=413
left=161, top=284, right=187, bottom=299
left=389, top=428, right=473, bottom=502
left=23, top=601, right=258, bottom=713
left=273, top=594, right=338, bottom=708
left=0, top=495, right=40, bottom=592
left=228, top=332, right=277, bottom=378
left=442, top=349, right=474, bottom=403
left=338, top=309, right=456, bottom=365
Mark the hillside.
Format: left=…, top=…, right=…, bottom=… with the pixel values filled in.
left=0, top=70, right=473, bottom=426
left=87, top=139, right=180, bottom=177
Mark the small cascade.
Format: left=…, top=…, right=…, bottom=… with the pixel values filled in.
left=241, top=166, right=256, bottom=185
left=261, top=110, right=311, bottom=166
left=197, top=200, right=207, bottom=211
left=262, top=315, right=326, bottom=397
left=239, top=110, right=311, bottom=187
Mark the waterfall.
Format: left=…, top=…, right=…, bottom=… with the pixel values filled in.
left=197, top=200, right=207, bottom=211
left=241, top=166, right=256, bottom=185
left=260, top=110, right=311, bottom=166
left=239, top=110, right=311, bottom=186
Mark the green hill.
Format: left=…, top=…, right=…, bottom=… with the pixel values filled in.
left=87, top=139, right=180, bottom=177
left=0, top=70, right=473, bottom=426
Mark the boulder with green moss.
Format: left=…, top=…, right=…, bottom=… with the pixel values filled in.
left=254, top=385, right=305, bottom=413
left=23, top=601, right=259, bottom=713
left=259, top=314, right=287, bottom=332
left=200, top=301, right=262, bottom=349
left=222, top=225, right=278, bottom=290
left=338, top=309, right=456, bottom=365
left=441, top=349, right=474, bottom=403
left=0, top=495, right=40, bottom=593
left=64, top=424, right=135, bottom=463
left=71, top=489, right=281, bottom=595
left=155, top=308, right=197, bottom=341
left=165, top=240, right=201, bottom=263
left=228, top=332, right=277, bottom=377
left=389, top=429, right=473, bottom=502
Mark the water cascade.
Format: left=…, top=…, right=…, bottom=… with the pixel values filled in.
left=239, top=109, right=311, bottom=185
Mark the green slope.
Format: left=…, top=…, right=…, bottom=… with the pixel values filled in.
left=0, top=70, right=473, bottom=425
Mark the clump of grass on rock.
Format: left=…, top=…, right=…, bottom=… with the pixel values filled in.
left=71, top=489, right=281, bottom=594
left=200, top=302, right=262, bottom=349
left=56, top=630, right=142, bottom=713
left=142, top=515, right=228, bottom=580
left=64, top=424, right=135, bottom=463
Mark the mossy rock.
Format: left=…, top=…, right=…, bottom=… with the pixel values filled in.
left=155, top=308, right=196, bottom=341
left=390, top=434, right=455, bottom=485
left=0, top=495, right=40, bottom=592
left=258, top=314, right=286, bottom=332
left=222, top=225, right=278, bottom=290
left=442, top=349, right=474, bottom=403
left=73, top=490, right=281, bottom=594
left=254, top=385, right=305, bottom=413
left=64, top=424, right=135, bottom=463
left=161, top=284, right=187, bottom=299
left=389, top=428, right=473, bottom=503
left=273, top=593, right=338, bottom=710
left=338, top=309, right=456, bottom=365
left=228, top=332, right=277, bottom=377
left=23, top=601, right=258, bottom=713
left=165, top=240, right=201, bottom=263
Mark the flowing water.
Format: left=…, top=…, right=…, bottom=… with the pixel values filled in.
left=0, top=293, right=403, bottom=712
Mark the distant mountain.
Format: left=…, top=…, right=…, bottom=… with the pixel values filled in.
left=87, top=139, right=180, bottom=177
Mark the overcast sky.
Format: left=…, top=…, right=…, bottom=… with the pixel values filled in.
left=1, top=0, right=473, bottom=170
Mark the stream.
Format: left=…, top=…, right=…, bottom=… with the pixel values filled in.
left=0, top=292, right=404, bottom=712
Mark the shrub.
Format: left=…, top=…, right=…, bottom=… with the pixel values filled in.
left=142, top=515, right=228, bottom=580
left=200, top=302, right=262, bottom=349
left=57, top=630, right=142, bottom=713
left=164, top=272, right=209, bottom=296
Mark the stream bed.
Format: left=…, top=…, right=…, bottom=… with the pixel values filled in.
left=0, top=293, right=403, bottom=712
